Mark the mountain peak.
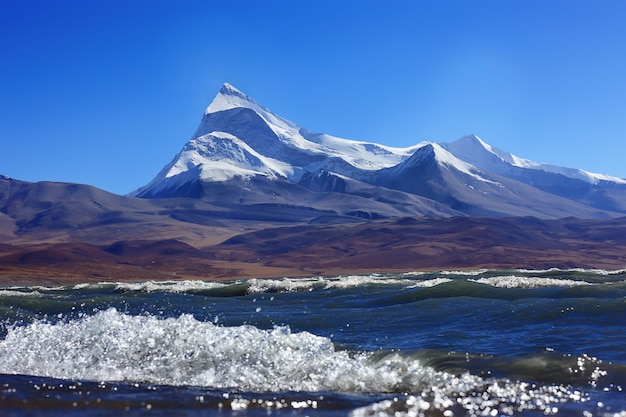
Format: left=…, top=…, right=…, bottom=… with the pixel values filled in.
left=448, top=134, right=495, bottom=154
left=400, top=142, right=499, bottom=185
left=441, top=134, right=504, bottom=168
left=457, top=134, right=490, bottom=148
left=205, top=83, right=260, bottom=115
left=219, top=83, right=250, bottom=100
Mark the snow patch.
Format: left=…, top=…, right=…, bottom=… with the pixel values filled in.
left=164, top=131, right=296, bottom=182
left=431, top=143, right=500, bottom=185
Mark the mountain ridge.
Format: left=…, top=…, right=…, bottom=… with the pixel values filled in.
left=132, top=83, right=626, bottom=220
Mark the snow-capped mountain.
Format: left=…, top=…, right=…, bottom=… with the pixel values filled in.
left=441, top=135, right=626, bottom=186
left=133, top=83, right=626, bottom=219
left=134, top=83, right=421, bottom=198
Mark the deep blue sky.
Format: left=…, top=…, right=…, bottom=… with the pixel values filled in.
left=1, top=1, right=625, bottom=194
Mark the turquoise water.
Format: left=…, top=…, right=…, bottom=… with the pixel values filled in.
left=0, top=269, right=625, bottom=416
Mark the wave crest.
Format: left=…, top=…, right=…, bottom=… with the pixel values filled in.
left=0, top=308, right=438, bottom=392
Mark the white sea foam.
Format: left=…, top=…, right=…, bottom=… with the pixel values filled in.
left=439, top=269, right=490, bottom=276
left=0, top=308, right=434, bottom=392
left=246, top=277, right=324, bottom=294
left=514, top=268, right=626, bottom=276
left=322, top=275, right=423, bottom=289
left=0, top=289, right=44, bottom=298
left=400, top=271, right=430, bottom=277
left=407, top=278, right=454, bottom=288
left=472, top=276, right=594, bottom=288
left=113, top=280, right=230, bottom=293
left=246, top=275, right=430, bottom=293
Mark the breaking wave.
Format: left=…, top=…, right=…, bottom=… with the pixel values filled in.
left=44, top=269, right=626, bottom=295
left=0, top=308, right=430, bottom=392
left=0, top=308, right=617, bottom=416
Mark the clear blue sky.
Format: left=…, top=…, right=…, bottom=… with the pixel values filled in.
left=1, top=1, right=625, bottom=195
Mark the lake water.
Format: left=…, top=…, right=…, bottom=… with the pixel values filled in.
left=0, top=269, right=625, bottom=416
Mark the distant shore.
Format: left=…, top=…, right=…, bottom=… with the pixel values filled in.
left=1, top=255, right=623, bottom=288
left=3, top=215, right=626, bottom=287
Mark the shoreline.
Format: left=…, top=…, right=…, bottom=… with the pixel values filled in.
left=3, top=216, right=626, bottom=287
left=1, top=262, right=624, bottom=288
